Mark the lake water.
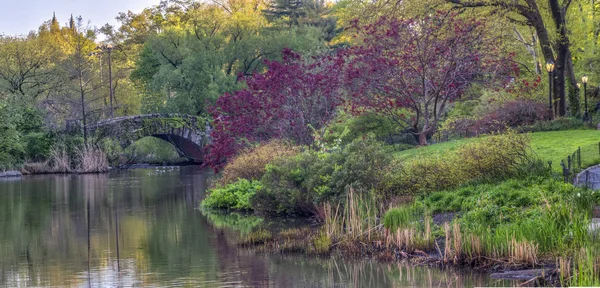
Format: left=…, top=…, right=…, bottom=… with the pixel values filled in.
left=0, top=166, right=518, bottom=287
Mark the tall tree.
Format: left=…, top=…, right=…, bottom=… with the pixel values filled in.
left=446, top=0, right=576, bottom=117
left=131, top=0, right=325, bottom=115
left=0, top=36, right=59, bottom=102
left=342, top=13, right=511, bottom=145
left=206, top=49, right=343, bottom=169
left=59, top=17, right=103, bottom=144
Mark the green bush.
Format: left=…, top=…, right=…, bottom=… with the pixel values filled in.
left=23, top=132, right=54, bottom=161
left=400, top=133, right=546, bottom=195
left=15, top=106, right=44, bottom=134
left=252, top=151, right=317, bottom=216
left=216, top=140, right=299, bottom=187
left=400, top=155, right=465, bottom=195
left=201, top=179, right=262, bottom=211
left=0, top=103, right=24, bottom=168
left=254, top=138, right=398, bottom=216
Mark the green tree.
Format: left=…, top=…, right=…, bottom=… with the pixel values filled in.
left=131, top=1, right=325, bottom=115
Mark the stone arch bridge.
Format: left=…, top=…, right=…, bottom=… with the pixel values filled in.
left=87, top=114, right=211, bottom=163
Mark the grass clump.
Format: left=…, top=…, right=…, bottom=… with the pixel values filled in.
left=239, top=228, right=273, bottom=246
left=201, top=179, right=262, bottom=211
left=311, top=231, right=332, bottom=255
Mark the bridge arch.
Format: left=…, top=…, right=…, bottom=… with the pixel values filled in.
left=88, top=114, right=211, bottom=163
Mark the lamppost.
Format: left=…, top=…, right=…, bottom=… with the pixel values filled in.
left=96, top=44, right=114, bottom=118
left=582, top=74, right=589, bottom=121
left=546, top=61, right=555, bottom=119
left=577, top=83, right=581, bottom=117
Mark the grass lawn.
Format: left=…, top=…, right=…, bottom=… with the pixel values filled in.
left=395, top=130, right=600, bottom=171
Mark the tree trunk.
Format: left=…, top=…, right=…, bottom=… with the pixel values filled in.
left=448, top=0, right=575, bottom=117
left=418, top=132, right=428, bottom=146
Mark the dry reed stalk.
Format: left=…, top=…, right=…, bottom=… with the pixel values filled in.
left=452, top=222, right=462, bottom=263
left=393, top=228, right=416, bottom=250
left=558, top=256, right=571, bottom=282
left=22, top=161, right=51, bottom=174
left=50, top=148, right=71, bottom=173
left=424, top=215, right=431, bottom=243
left=345, top=188, right=362, bottom=240
left=76, top=146, right=109, bottom=173
left=444, top=222, right=451, bottom=263
left=323, top=202, right=342, bottom=239
left=508, top=237, right=538, bottom=265
left=469, top=235, right=482, bottom=258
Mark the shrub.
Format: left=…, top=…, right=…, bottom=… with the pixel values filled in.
left=519, top=117, right=587, bottom=133
left=202, top=179, right=263, bottom=211
left=400, top=155, right=465, bottom=195
left=438, top=100, right=550, bottom=139
left=436, top=116, right=478, bottom=140
left=456, top=132, right=542, bottom=182
left=254, top=138, right=398, bottom=216
left=252, top=152, right=317, bottom=216
left=23, top=132, right=54, bottom=161
left=216, top=140, right=299, bottom=187
left=472, top=100, right=549, bottom=135
left=401, top=133, right=546, bottom=195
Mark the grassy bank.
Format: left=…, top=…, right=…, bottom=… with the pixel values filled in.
left=396, top=130, right=600, bottom=171
left=202, top=132, right=600, bottom=286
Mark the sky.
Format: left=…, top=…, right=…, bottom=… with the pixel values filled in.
left=0, top=0, right=161, bottom=36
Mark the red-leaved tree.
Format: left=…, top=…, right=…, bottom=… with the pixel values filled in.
left=206, top=49, right=343, bottom=170
left=342, top=12, right=512, bottom=145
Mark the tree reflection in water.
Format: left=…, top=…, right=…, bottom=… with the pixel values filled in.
left=0, top=167, right=519, bottom=287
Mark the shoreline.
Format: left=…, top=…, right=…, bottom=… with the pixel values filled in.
left=237, top=223, right=562, bottom=286
left=0, top=163, right=202, bottom=178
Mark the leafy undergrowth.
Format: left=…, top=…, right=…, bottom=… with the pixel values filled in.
left=385, top=177, right=600, bottom=286
left=396, top=130, right=600, bottom=171
left=201, top=179, right=262, bottom=211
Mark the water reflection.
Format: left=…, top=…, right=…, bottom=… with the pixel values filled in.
left=0, top=167, right=518, bottom=287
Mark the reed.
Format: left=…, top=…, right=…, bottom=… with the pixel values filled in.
left=452, top=222, right=462, bottom=264
left=444, top=222, right=451, bottom=263
left=508, top=237, right=538, bottom=265
left=76, top=145, right=109, bottom=173
left=50, top=147, right=71, bottom=173
left=572, top=248, right=600, bottom=286
left=240, top=228, right=273, bottom=246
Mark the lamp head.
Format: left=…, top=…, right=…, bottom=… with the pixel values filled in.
left=545, top=61, right=555, bottom=73
left=582, top=74, right=589, bottom=84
